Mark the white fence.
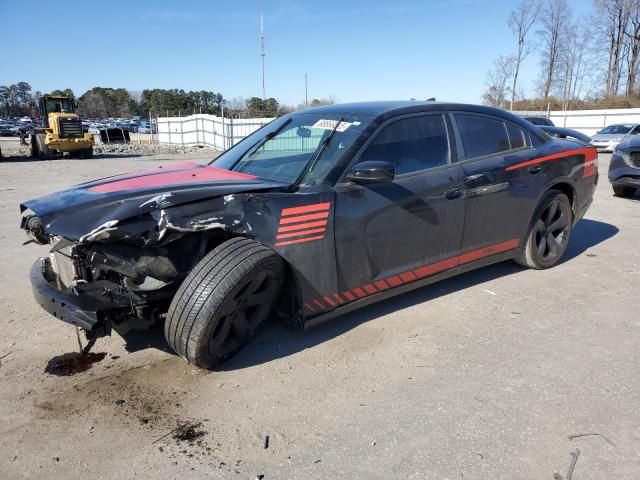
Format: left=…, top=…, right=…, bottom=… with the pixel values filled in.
left=156, top=114, right=275, bottom=150
left=157, top=108, right=640, bottom=146
left=515, top=108, right=640, bottom=136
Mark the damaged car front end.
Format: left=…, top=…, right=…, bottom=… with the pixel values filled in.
left=21, top=161, right=288, bottom=349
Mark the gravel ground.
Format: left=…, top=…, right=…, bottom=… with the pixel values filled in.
left=0, top=135, right=215, bottom=158
left=0, top=153, right=638, bottom=479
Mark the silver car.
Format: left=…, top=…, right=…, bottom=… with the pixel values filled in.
left=590, top=123, right=640, bottom=152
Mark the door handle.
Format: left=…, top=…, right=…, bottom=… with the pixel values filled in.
left=528, top=165, right=542, bottom=174
left=464, top=173, right=490, bottom=187
left=445, top=188, right=462, bottom=200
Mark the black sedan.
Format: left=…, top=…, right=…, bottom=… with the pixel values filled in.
left=611, top=137, right=640, bottom=197
left=20, top=101, right=598, bottom=368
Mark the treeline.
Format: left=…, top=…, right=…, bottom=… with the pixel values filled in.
left=484, top=0, right=640, bottom=111
left=1, top=81, right=336, bottom=119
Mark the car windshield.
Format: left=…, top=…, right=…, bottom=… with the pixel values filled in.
left=599, top=124, right=633, bottom=134
left=211, top=112, right=373, bottom=184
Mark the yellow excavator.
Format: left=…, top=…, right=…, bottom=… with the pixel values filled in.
left=30, top=95, right=94, bottom=159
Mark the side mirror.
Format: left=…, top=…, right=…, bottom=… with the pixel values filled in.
left=297, top=127, right=311, bottom=138
left=346, top=161, right=395, bottom=184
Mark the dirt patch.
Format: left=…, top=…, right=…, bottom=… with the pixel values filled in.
left=44, top=352, right=108, bottom=376
left=173, top=422, right=207, bottom=443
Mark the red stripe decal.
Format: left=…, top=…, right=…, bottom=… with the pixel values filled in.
left=90, top=165, right=256, bottom=193
left=279, top=211, right=329, bottom=225
left=277, top=220, right=328, bottom=233
left=323, top=296, right=337, bottom=307
left=304, top=302, right=316, bottom=313
left=457, top=239, right=520, bottom=265
left=352, top=288, right=366, bottom=298
left=583, top=160, right=598, bottom=177
left=363, top=284, right=378, bottom=294
left=276, top=228, right=326, bottom=240
left=275, top=235, right=324, bottom=247
left=304, top=238, right=521, bottom=316
left=314, top=300, right=325, bottom=310
left=387, top=276, right=403, bottom=287
left=505, top=147, right=596, bottom=172
left=281, top=202, right=330, bottom=216
left=414, top=257, right=458, bottom=279
left=399, top=271, right=417, bottom=283
left=342, top=291, right=356, bottom=301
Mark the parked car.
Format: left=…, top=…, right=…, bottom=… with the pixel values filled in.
left=11, top=123, right=33, bottom=136
left=523, top=116, right=555, bottom=127
left=137, top=123, right=156, bottom=134
left=21, top=101, right=598, bottom=368
left=88, top=123, right=106, bottom=134
left=0, top=124, right=14, bottom=136
left=590, top=123, right=640, bottom=152
left=610, top=137, right=640, bottom=197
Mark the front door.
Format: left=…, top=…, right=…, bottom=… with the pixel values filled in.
left=333, top=113, right=466, bottom=299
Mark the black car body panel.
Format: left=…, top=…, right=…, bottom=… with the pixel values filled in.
left=20, top=102, right=598, bottom=338
left=609, top=136, right=640, bottom=189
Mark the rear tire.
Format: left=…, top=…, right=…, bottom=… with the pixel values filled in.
left=516, top=190, right=573, bottom=269
left=613, top=185, right=636, bottom=197
left=165, top=238, right=284, bottom=368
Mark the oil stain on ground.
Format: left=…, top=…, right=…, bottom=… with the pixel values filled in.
left=44, top=352, right=107, bottom=376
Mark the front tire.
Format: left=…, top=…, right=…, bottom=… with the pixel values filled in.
left=165, top=238, right=284, bottom=368
left=516, top=190, right=573, bottom=269
left=613, top=185, right=636, bottom=197
left=79, top=147, right=93, bottom=159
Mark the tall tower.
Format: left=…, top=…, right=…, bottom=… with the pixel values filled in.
left=260, top=3, right=266, bottom=100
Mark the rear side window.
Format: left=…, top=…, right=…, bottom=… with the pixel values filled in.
left=455, top=114, right=510, bottom=159
left=506, top=123, right=527, bottom=149
left=360, top=114, right=449, bottom=175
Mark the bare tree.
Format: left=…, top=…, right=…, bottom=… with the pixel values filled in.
left=625, top=0, right=640, bottom=94
left=595, top=0, right=632, bottom=95
left=508, top=0, right=541, bottom=110
left=556, top=21, right=592, bottom=109
left=537, top=0, right=571, bottom=98
left=482, top=55, right=516, bottom=107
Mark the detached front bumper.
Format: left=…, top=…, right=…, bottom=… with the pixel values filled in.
left=30, top=257, right=129, bottom=336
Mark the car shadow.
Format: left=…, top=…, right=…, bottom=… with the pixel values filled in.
left=119, top=218, right=619, bottom=369
left=562, top=217, right=619, bottom=261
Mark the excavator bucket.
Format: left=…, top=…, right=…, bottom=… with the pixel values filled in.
left=99, top=128, right=130, bottom=143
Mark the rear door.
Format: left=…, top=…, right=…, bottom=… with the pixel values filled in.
left=332, top=113, right=466, bottom=299
left=451, top=112, right=545, bottom=253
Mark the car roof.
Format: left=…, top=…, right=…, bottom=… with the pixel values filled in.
left=301, top=101, right=508, bottom=116
left=297, top=101, right=533, bottom=130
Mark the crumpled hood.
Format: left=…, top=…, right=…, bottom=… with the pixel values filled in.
left=21, top=161, right=288, bottom=242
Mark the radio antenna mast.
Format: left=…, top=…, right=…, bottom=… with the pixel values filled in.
left=260, top=2, right=266, bottom=99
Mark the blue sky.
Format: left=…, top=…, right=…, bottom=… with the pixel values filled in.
left=1, top=0, right=593, bottom=106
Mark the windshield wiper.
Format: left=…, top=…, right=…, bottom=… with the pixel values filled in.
left=293, top=117, right=344, bottom=187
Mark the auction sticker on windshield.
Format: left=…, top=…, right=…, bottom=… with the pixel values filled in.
left=312, top=119, right=352, bottom=132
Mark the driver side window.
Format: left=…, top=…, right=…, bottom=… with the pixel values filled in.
left=360, top=114, right=450, bottom=175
